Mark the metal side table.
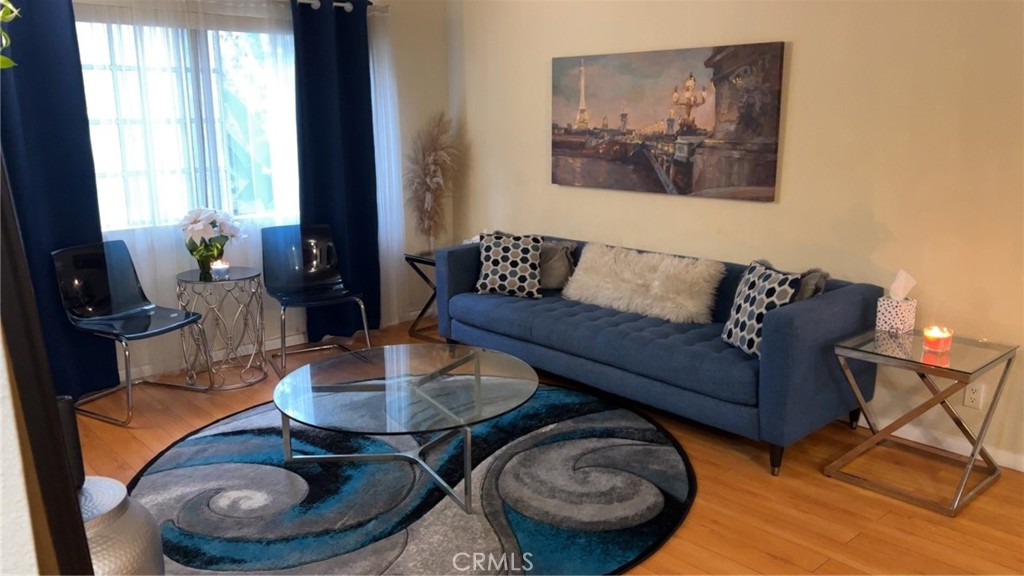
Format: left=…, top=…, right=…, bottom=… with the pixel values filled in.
left=176, top=267, right=267, bottom=388
left=827, top=329, right=1017, bottom=516
left=404, top=250, right=438, bottom=339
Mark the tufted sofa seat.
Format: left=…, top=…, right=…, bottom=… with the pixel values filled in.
left=450, top=293, right=761, bottom=406
left=436, top=239, right=882, bottom=474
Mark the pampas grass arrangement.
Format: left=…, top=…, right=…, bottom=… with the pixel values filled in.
left=405, top=112, right=459, bottom=248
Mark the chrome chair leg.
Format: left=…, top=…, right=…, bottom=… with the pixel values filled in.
left=74, top=385, right=133, bottom=426
left=355, top=297, right=372, bottom=350
left=75, top=339, right=135, bottom=426
left=76, top=328, right=217, bottom=427
left=266, top=305, right=293, bottom=378
left=278, top=305, right=288, bottom=377
left=268, top=299, right=373, bottom=377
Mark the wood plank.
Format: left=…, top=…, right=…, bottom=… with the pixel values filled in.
left=813, top=558, right=866, bottom=575
left=78, top=419, right=131, bottom=479
left=874, top=511, right=1023, bottom=572
left=838, top=532, right=966, bottom=574
left=627, top=545, right=709, bottom=575
left=77, top=416, right=148, bottom=484
left=660, top=537, right=762, bottom=574
left=700, top=475, right=863, bottom=547
left=680, top=519, right=817, bottom=573
left=691, top=500, right=832, bottom=572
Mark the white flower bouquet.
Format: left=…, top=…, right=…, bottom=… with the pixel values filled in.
left=178, top=208, right=241, bottom=279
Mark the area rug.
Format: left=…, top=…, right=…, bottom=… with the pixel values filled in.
left=128, top=385, right=696, bottom=575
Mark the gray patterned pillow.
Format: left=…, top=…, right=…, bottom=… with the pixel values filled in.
left=722, top=261, right=802, bottom=356
left=475, top=233, right=542, bottom=298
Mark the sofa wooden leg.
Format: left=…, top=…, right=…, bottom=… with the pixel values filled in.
left=769, top=444, right=784, bottom=476
left=849, top=408, right=861, bottom=429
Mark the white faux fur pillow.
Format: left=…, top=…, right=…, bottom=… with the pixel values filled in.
left=562, top=244, right=726, bottom=324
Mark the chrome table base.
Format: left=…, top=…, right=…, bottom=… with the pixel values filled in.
left=825, top=354, right=1016, bottom=517
left=280, top=412, right=474, bottom=513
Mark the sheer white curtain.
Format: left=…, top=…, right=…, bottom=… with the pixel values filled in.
left=369, top=6, right=405, bottom=328
left=74, top=0, right=302, bottom=376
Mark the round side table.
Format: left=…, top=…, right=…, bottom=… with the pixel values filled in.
left=176, top=266, right=267, bottom=388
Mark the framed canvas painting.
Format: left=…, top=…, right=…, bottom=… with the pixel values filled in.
left=552, top=41, right=784, bottom=201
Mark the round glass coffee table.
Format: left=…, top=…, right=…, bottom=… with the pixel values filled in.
left=273, top=343, right=538, bottom=513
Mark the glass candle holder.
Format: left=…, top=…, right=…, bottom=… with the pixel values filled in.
left=211, top=259, right=230, bottom=280
left=922, top=326, right=953, bottom=352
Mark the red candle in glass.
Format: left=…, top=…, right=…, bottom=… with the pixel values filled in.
left=922, top=326, right=953, bottom=352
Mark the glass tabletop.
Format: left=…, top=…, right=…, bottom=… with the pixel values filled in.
left=176, top=266, right=260, bottom=283
left=273, top=344, right=539, bottom=435
left=404, top=250, right=437, bottom=265
left=835, top=330, right=1018, bottom=381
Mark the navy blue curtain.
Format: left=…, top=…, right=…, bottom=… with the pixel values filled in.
left=0, top=0, right=118, bottom=398
left=291, top=0, right=381, bottom=342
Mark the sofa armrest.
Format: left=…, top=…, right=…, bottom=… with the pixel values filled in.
left=435, top=243, right=481, bottom=338
left=758, top=282, right=883, bottom=446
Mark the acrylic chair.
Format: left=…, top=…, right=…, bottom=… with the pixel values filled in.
left=261, top=224, right=372, bottom=376
left=51, top=240, right=215, bottom=426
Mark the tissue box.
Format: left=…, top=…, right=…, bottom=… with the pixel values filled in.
left=874, top=330, right=913, bottom=358
left=876, top=297, right=916, bottom=334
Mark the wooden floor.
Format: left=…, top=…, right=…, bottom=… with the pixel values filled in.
left=78, top=322, right=1024, bottom=575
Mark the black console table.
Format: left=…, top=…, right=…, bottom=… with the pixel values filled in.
left=404, top=250, right=437, bottom=339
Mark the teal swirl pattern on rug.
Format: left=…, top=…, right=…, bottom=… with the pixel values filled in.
left=128, top=385, right=696, bottom=574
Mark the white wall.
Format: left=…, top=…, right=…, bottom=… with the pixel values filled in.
left=0, top=330, right=42, bottom=574
left=448, top=1, right=1024, bottom=468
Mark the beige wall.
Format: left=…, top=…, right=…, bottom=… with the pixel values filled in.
left=448, top=1, right=1024, bottom=467
left=387, top=0, right=453, bottom=319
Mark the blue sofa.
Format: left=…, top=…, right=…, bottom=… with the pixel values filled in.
left=435, top=241, right=881, bottom=474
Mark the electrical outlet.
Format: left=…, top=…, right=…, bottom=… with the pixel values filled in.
left=963, top=383, right=985, bottom=410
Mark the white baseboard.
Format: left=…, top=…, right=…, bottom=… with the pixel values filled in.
left=402, top=307, right=435, bottom=323
left=123, top=333, right=310, bottom=380
left=854, top=419, right=1024, bottom=472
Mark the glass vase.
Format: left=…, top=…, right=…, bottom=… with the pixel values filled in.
left=196, top=258, right=213, bottom=282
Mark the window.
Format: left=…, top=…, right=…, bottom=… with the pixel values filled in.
left=76, top=10, right=298, bottom=231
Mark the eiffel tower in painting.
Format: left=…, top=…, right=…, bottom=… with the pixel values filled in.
left=574, top=59, right=590, bottom=130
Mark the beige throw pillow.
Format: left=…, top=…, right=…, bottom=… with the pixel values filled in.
left=562, top=243, right=726, bottom=324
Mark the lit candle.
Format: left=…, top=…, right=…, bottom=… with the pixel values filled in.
left=211, top=259, right=230, bottom=280
left=922, top=325, right=953, bottom=352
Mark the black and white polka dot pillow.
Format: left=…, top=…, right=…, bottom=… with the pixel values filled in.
left=475, top=233, right=542, bottom=299
left=722, top=261, right=802, bottom=357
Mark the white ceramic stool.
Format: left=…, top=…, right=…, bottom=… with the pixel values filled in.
left=79, top=476, right=164, bottom=575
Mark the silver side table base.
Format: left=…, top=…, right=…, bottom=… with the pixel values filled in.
left=176, top=267, right=267, bottom=389
left=828, top=330, right=1018, bottom=517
